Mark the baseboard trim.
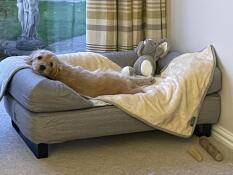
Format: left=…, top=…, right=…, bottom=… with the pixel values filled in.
left=212, top=125, right=233, bottom=150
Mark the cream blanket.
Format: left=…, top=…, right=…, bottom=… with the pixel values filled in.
left=57, top=47, right=216, bottom=137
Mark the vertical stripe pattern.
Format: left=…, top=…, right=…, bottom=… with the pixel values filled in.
left=87, top=0, right=167, bottom=52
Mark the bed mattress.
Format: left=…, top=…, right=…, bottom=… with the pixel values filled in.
left=4, top=93, right=220, bottom=144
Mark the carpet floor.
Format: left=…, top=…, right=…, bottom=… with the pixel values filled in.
left=0, top=101, right=233, bottom=175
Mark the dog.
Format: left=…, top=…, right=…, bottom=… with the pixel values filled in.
left=27, top=50, right=155, bottom=97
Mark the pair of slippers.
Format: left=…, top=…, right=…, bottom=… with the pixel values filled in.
left=187, top=136, right=223, bottom=162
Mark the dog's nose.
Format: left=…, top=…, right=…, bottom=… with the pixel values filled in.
left=40, top=65, right=46, bottom=71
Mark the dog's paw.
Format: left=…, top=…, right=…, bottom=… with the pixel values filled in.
left=148, top=77, right=155, bottom=84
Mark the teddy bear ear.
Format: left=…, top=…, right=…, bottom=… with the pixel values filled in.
left=135, top=41, right=145, bottom=56
left=155, top=39, right=170, bottom=59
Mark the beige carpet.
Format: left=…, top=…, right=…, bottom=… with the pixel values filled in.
left=0, top=101, right=233, bottom=175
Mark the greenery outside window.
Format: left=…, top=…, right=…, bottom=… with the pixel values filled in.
left=0, top=0, right=86, bottom=59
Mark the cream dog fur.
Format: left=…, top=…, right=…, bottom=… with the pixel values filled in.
left=28, top=50, right=155, bottom=97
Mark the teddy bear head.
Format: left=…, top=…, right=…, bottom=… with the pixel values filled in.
left=135, top=39, right=169, bottom=61
left=121, top=39, right=170, bottom=77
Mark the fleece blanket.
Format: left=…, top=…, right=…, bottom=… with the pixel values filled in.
left=95, top=46, right=216, bottom=137
left=58, top=47, right=216, bottom=137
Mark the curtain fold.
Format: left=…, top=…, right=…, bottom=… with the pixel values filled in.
left=86, top=0, right=167, bottom=52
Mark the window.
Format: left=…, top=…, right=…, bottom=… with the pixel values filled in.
left=0, top=0, right=86, bottom=59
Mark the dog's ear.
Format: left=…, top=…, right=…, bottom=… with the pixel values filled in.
left=25, top=50, right=37, bottom=65
left=25, top=56, right=33, bottom=65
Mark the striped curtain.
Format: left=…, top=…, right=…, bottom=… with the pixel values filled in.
left=86, top=0, right=167, bottom=52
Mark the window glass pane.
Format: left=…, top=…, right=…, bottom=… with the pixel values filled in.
left=0, top=0, right=86, bottom=59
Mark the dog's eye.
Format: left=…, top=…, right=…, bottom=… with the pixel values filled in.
left=38, top=56, right=42, bottom=60
left=50, top=62, right=53, bottom=67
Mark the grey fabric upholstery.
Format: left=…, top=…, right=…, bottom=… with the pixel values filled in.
left=8, top=69, right=93, bottom=112
left=101, top=51, right=138, bottom=67
left=198, top=94, right=221, bottom=124
left=208, top=68, right=222, bottom=94
left=7, top=51, right=222, bottom=113
left=4, top=95, right=153, bottom=144
left=157, top=51, right=182, bottom=71
left=4, top=94, right=221, bottom=144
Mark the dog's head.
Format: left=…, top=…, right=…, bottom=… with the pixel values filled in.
left=27, top=50, right=60, bottom=78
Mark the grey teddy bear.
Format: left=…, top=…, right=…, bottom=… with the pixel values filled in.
left=121, top=39, right=170, bottom=76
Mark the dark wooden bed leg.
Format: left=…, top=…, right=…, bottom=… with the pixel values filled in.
left=194, top=124, right=212, bottom=137
left=11, top=120, right=48, bottom=159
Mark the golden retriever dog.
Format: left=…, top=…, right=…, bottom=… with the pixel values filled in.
left=28, top=50, right=154, bottom=97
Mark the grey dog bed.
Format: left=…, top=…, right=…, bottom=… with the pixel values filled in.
left=3, top=50, right=221, bottom=158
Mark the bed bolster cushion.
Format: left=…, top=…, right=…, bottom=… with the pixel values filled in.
left=101, top=51, right=138, bottom=67
left=8, top=69, right=93, bottom=113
